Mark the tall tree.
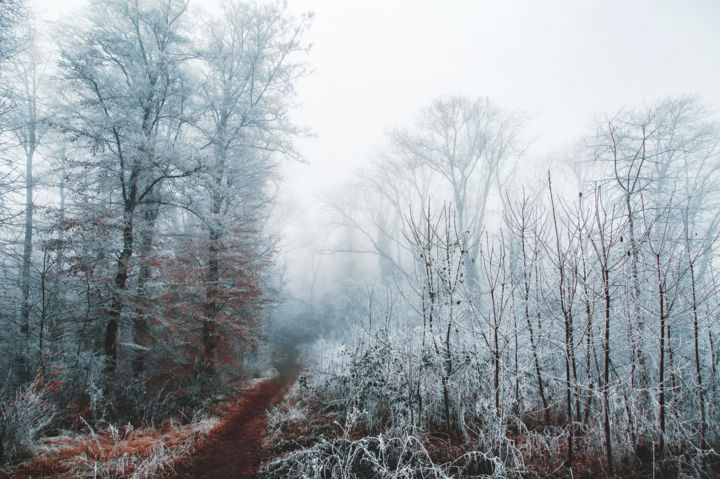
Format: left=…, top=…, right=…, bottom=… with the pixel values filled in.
left=191, top=0, right=310, bottom=380
left=8, top=24, right=50, bottom=379
left=58, top=0, right=194, bottom=372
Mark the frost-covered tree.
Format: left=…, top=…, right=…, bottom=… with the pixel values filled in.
left=190, top=0, right=310, bottom=382
left=57, top=0, right=195, bottom=371
left=390, top=96, right=526, bottom=284
left=4, top=24, right=52, bottom=382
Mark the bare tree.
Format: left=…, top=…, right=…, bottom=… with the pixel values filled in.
left=505, top=190, right=551, bottom=423
left=586, top=185, right=626, bottom=475
left=6, top=24, right=51, bottom=380
left=390, top=96, right=525, bottom=284
left=405, top=203, right=469, bottom=431
left=473, top=231, right=512, bottom=417
left=591, top=97, right=720, bottom=391
left=681, top=207, right=718, bottom=449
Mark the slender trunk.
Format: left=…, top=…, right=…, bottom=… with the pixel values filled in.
left=57, top=154, right=66, bottom=255
left=513, top=311, right=519, bottom=409
left=38, top=255, right=46, bottom=373
left=548, top=175, right=574, bottom=468
left=564, top=308, right=575, bottom=467
left=626, top=193, right=645, bottom=386
left=441, top=374, right=451, bottom=432
left=488, top=284, right=502, bottom=416
left=524, top=260, right=549, bottom=421
left=657, top=254, right=666, bottom=457
left=709, top=329, right=717, bottom=390
left=17, top=144, right=36, bottom=380
left=584, top=323, right=594, bottom=425
left=667, top=324, right=677, bottom=394
left=445, top=305, right=453, bottom=431
left=526, top=294, right=548, bottom=422
left=132, top=200, right=158, bottom=376
left=582, top=269, right=595, bottom=424
left=689, top=262, right=707, bottom=447
left=603, top=269, right=613, bottom=475
left=20, top=145, right=34, bottom=338
left=494, top=324, right=500, bottom=414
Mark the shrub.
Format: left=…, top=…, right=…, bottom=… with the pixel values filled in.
left=0, top=373, right=57, bottom=463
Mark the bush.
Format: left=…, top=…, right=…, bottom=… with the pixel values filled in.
left=1, top=373, right=57, bottom=463
left=263, top=409, right=454, bottom=479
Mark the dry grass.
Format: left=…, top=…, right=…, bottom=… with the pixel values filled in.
left=3, top=416, right=219, bottom=479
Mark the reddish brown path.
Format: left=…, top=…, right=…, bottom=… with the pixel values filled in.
left=172, top=380, right=285, bottom=479
left=172, top=353, right=301, bottom=479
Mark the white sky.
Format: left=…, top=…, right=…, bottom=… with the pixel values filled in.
left=29, top=0, right=720, bottom=292
left=285, top=0, right=720, bottom=181
left=276, top=0, right=720, bottom=291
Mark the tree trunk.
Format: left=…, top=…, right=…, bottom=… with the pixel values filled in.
left=17, top=143, right=36, bottom=381
left=603, top=270, right=613, bottom=475
left=656, top=254, right=666, bottom=457
left=202, top=179, right=224, bottom=377
left=689, top=261, right=707, bottom=447
left=105, top=207, right=135, bottom=372
left=132, top=198, right=159, bottom=376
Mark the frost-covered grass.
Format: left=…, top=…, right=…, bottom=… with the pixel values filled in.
left=261, top=330, right=530, bottom=478
left=262, top=324, right=719, bottom=478
left=0, top=373, right=57, bottom=463
left=4, top=414, right=219, bottom=478
left=263, top=400, right=529, bottom=478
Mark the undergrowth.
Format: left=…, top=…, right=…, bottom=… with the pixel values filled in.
left=2, top=413, right=218, bottom=478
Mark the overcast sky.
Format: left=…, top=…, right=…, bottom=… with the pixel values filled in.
left=30, top=0, right=720, bottom=291
left=275, top=0, right=720, bottom=289
left=284, top=0, right=720, bottom=181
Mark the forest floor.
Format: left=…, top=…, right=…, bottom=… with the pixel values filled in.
left=2, top=352, right=301, bottom=479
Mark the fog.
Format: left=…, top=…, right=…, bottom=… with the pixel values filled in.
left=3, top=1, right=720, bottom=476
left=26, top=0, right=720, bottom=297
left=272, top=0, right=720, bottom=297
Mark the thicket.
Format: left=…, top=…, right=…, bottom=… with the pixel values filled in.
left=265, top=97, right=720, bottom=478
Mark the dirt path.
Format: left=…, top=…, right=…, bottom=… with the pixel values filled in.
left=172, top=353, right=301, bottom=479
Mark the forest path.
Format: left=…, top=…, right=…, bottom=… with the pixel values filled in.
left=172, top=352, right=301, bottom=479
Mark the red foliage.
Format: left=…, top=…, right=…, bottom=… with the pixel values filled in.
left=132, top=225, right=271, bottom=393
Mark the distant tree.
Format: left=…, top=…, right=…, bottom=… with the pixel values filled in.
left=6, top=24, right=52, bottom=381
left=390, top=96, right=526, bottom=284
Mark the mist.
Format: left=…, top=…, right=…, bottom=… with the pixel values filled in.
left=2, top=1, right=720, bottom=477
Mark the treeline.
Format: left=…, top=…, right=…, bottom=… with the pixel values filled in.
left=0, top=0, right=308, bottom=462
left=267, top=96, right=720, bottom=477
